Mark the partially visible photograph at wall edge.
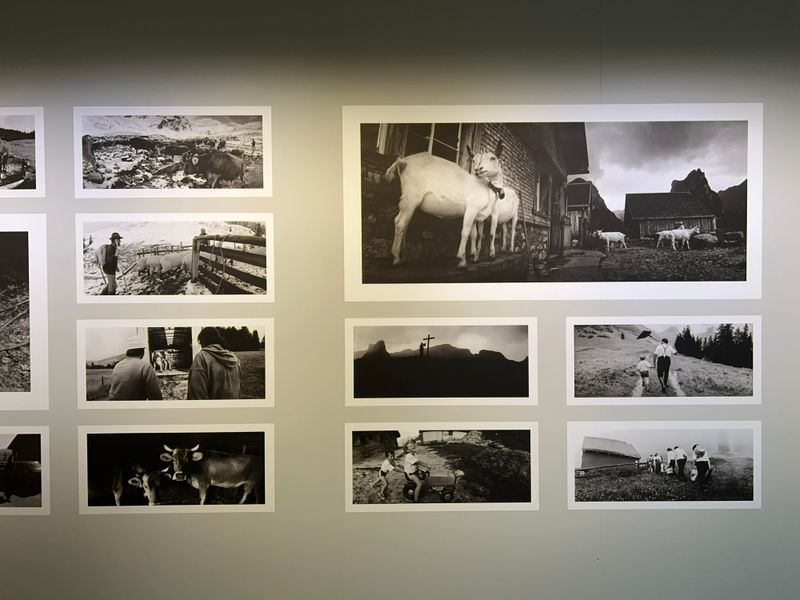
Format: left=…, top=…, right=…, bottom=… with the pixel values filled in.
left=0, top=107, right=45, bottom=198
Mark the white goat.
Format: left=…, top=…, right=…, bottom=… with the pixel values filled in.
left=385, top=144, right=502, bottom=269
left=669, top=226, right=700, bottom=251
left=594, top=230, right=627, bottom=252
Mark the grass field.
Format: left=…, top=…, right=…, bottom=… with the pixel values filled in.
left=601, top=242, right=746, bottom=282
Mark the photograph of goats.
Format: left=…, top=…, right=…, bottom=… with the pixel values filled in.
left=566, top=316, right=760, bottom=406
left=77, top=318, right=274, bottom=409
left=343, top=104, right=762, bottom=301
left=74, top=106, right=271, bottom=197
left=79, top=425, right=274, bottom=514
left=0, top=107, right=45, bottom=197
left=346, top=318, right=536, bottom=406
left=0, top=427, right=50, bottom=515
left=76, top=213, right=274, bottom=303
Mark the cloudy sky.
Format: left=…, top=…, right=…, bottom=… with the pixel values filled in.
left=0, top=115, right=34, bottom=133
left=354, top=325, right=528, bottom=361
left=579, top=120, right=748, bottom=211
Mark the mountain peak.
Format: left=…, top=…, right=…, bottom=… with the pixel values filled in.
left=361, top=340, right=390, bottom=360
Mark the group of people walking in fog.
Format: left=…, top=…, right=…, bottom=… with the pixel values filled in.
left=645, top=443, right=713, bottom=483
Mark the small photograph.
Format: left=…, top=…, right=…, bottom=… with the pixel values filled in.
left=0, top=107, right=45, bottom=197
left=346, top=318, right=536, bottom=406
left=0, top=427, right=49, bottom=515
left=79, top=425, right=274, bottom=514
left=75, top=106, right=271, bottom=197
left=76, top=213, right=274, bottom=303
left=346, top=423, right=537, bottom=511
left=567, top=316, right=760, bottom=405
left=0, top=215, right=47, bottom=410
left=567, top=421, right=760, bottom=509
left=343, top=104, right=762, bottom=301
left=78, top=319, right=273, bottom=409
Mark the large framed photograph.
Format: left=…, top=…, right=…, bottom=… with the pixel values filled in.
left=74, top=106, right=271, bottom=197
left=76, top=213, right=274, bottom=303
left=0, top=107, right=45, bottom=197
left=344, top=103, right=762, bottom=301
left=567, top=421, right=761, bottom=510
left=0, top=215, right=48, bottom=410
left=0, top=427, right=50, bottom=515
left=567, top=316, right=761, bottom=405
left=79, top=424, right=274, bottom=514
left=345, top=318, right=536, bottom=406
left=346, top=422, right=538, bottom=512
left=77, top=319, right=274, bottom=409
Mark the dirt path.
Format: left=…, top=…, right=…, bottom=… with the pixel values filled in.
left=547, top=250, right=605, bottom=282
left=631, top=372, right=686, bottom=397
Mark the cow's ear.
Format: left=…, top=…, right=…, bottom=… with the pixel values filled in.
left=159, top=452, right=172, bottom=462
left=191, top=451, right=203, bottom=462
left=128, top=477, right=142, bottom=487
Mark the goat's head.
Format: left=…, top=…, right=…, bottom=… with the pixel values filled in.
left=468, top=141, right=505, bottom=182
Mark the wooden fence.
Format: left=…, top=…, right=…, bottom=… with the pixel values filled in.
left=135, top=244, right=192, bottom=258
left=190, top=234, right=267, bottom=295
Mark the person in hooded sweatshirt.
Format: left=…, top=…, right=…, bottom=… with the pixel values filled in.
left=187, top=327, right=242, bottom=399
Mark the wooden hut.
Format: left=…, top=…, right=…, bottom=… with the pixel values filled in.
left=624, top=192, right=717, bottom=239
left=581, top=436, right=640, bottom=469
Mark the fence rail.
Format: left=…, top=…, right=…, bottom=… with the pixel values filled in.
left=190, top=234, right=267, bottom=295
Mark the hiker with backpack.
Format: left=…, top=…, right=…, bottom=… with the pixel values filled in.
left=97, top=232, right=123, bottom=295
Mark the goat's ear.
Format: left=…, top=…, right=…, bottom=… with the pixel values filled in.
left=495, top=140, right=504, bottom=158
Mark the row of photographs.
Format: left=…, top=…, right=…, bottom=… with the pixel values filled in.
left=0, top=103, right=762, bottom=301
left=7, top=312, right=761, bottom=411
left=0, top=421, right=761, bottom=515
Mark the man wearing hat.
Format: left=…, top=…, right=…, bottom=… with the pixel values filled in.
left=98, top=232, right=123, bottom=295
left=108, top=335, right=163, bottom=401
left=653, top=337, right=677, bottom=393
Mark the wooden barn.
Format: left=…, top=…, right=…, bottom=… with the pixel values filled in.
left=566, top=178, right=625, bottom=248
left=581, top=436, right=640, bottom=469
left=147, top=326, right=193, bottom=370
left=624, top=192, right=717, bottom=239
left=420, top=430, right=468, bottom=444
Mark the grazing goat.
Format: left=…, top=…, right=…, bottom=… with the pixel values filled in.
left=385, top=143, right=505, bottom=269
left=594, top=230, right=627, bottom=252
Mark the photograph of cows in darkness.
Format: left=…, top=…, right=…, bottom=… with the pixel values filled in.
left=345, top=104, right=762, bottom=300
left=0, top=231, right=30, bottom=392
left=0, top=109, right=43, bottom=196
left=77, top=214, right=273, bottom=302
left=0, top=431, right=45, bottom=512
left=75, top=107, right=271, bottom=197
left=79, top=319, right=271, bottom=408
left=82, top=428, right=271, bottom=512
left=348, top=319, right=535, bottom=405
left=567, top=421, right=760, bottom=509
left=568, top=317, right=759, bottom=405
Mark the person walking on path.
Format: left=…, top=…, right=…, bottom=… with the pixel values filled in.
left=98, top=232, right=123, bottom=295
left=108, top=335, right=163, bottom=400
left=653, top=338, right=677, bottom=392
left=187, top=327, right=242, bottom=400
left=637, top=355, right=653, bottom=392
left=674, top=445, right=688, bottom=480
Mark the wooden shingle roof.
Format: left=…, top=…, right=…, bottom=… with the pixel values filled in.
left=582, top=436, right=640, bottom=459
left=625, top=192, right=715, bottom=220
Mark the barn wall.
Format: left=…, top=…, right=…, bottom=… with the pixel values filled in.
left=636, top=217, right=716, bottom=238
left=580, top=452, right=637, bottom=469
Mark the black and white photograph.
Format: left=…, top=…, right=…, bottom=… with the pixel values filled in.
left=74, top=106, right=271, bottom=197
left=76, top=213, right=274, bottom=303
left=0, top=215, right=47, bottom=410
left=78, top=319, right=273, bottom=409
left=0, top=427, right=49, bottom=515
left=567, top=316, right=760, bottom=405
left=345, top=318, right=536, bottom=406
left=0, top=107, right=45, bottom=197
left=346, top=423, right=537, bottom=512
left=79, top=425, right=274, bottom=514
left=343, top=104, right=762, bottom=301
left=567, top=421, right=761, bottom=510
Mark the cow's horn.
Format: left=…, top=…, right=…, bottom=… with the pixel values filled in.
left=190, top=444, right=200, bottom=451
left=163, top=444, right=173, bottom=452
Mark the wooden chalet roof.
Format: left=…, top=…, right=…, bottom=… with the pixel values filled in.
left=582, top=436, right=640, bottom=459
left=625, top=192, right=715, bottom=220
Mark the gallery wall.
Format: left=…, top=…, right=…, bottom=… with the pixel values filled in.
left=1, top=2, right=798, bottom=599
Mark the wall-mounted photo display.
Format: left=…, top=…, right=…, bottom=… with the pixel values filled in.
left=345, top=318, right=536, bottom=406
left=0, top=214, right=48, bottom=410
left=79, top=424, right=275, bottom=514
left=343, top=103, right=762, bottom=301
left=566, top=316, right=761, bottom=405
left=0, top=427, right=50, bottom=515
left=76, top=213, right=274, bottom=303
left=346, top=422, right=538, bottom=512
left=74, top=106, right=271, bottom=197
left=77, top=318, right=274, bottom=409
left=0, top=107, right=45, bottom=197
left=567, top=421, right=761, bottom=510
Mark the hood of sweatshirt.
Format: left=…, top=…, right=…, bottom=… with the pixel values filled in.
left=202, top=344, right=239, bottom=369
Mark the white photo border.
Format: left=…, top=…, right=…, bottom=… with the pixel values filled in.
left=343, top=103, right=763, bottom=301
left=78, top=423, right=275, bottom=515
left=0, top=426, right=50, bottom=516
left=75, top=212, right=275, bottom=304
left=345, top=317, right=537, bottom=406
left=0, top=107, right=45, bottom=198
left=77, top=318, right=274, bottom=409
left=566, top=420, right=762, bottom=510
left=345, top=422, right=538, bottom=512
left=566, top=315, right=762, bottom=406
left=73, top=105, right=272, bottom=198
